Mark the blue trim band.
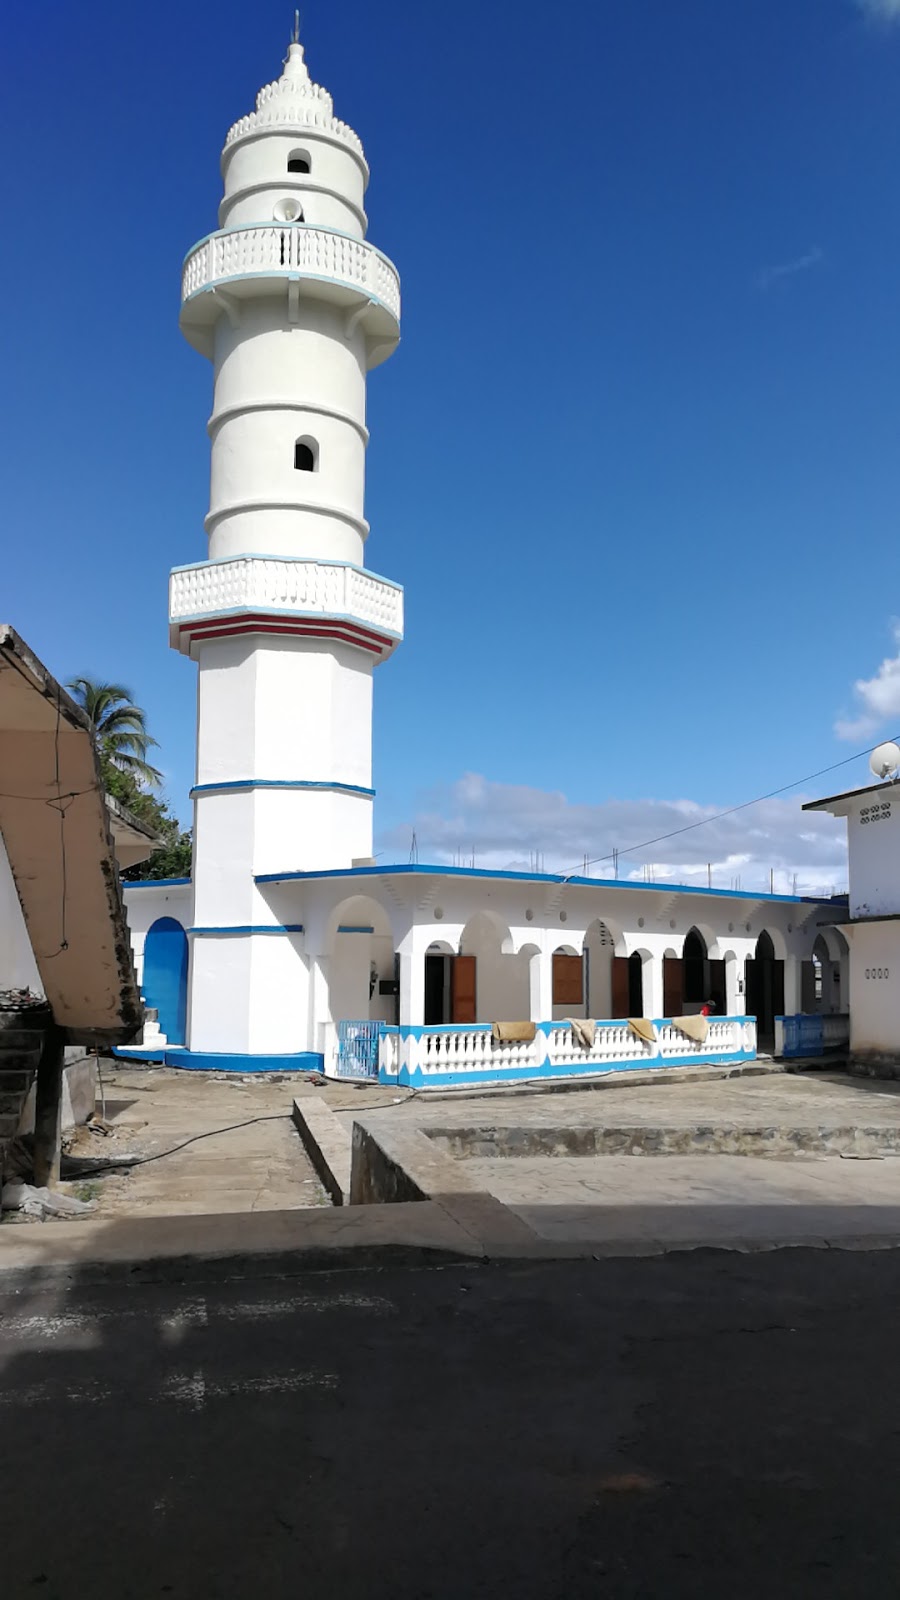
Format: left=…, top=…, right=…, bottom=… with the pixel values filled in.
left=122, top=877, right=191, bottom=889
left=192, top=779, right=375, bottom=798
left=113, top=1046, right=324, bottom=1074
left=169, top=553, right=403, bottom=594
left=254, top=861, right=820, bottom=905
left=188, top=925, right=304, bottom=936
left=337, top=924, right=374, bottom=934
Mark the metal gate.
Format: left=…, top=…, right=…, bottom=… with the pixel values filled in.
left=336, top=1019, right=381, bottom=1079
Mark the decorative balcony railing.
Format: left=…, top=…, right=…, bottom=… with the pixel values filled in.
left=358, top=1016, right=757, bottom=1089
left=181, top=225, right=401, bottom=322
left=169, top=557, right=404, bottom=641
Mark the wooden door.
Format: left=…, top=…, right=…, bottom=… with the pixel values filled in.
left=451, top=955, right=477, bottom=1024
left=709, top=958, right=726, bottom=1016
left=552, top=954, right=584, bottom=1008
left=611, top=956, right=630, bottom=1018
left=663, top=957, right=683, bottom=1019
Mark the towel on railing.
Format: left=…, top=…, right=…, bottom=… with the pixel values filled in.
left=669, top=1015, right=709, bottom=1045
left=491, top=1021, right=537, bottom=1044
left=564, top=1017, right=596, bottom=1049
left=628, top=1018, right=657, bottom=1044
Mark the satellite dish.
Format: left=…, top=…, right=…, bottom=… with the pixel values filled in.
left=869, top=741, right=900, bottom=780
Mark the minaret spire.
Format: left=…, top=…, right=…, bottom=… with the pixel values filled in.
left=291, top=9, right=300, bottom=45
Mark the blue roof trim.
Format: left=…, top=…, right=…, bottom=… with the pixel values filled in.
left=169, top=553, right=403, bottom=593
left=188, top=924, right=305, bottom=936
left=122, top=877, right=191, bottom=889
left=254, top=862, right=825, bottom=905
left=192, top=779, right=375, bottom=798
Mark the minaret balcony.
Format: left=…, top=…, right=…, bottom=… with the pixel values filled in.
left=180, top=224, right=400, bottom=365
left=169, top=555, right=404, bottom=661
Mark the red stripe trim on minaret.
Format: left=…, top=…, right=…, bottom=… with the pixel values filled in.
left=176, top=614, right=394, bottom=655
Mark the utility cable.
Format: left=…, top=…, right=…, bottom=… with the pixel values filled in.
left=559, top=733, right=899, bottom=882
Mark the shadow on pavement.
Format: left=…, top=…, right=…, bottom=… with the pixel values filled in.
left=3, top=1218, right=900, bottom=1596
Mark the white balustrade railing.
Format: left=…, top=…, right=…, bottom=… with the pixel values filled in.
left=169, top=557, right=404, bottom=638
left=373, top=1016, right=758, bottom=1087
left=546, top=1022, right=656, bottom=1071
left=182, top=226, right=401, bottom=322
left=408, top=1026, right=540, bottom=1079
left=656, top=1018, right=753, bottom=1061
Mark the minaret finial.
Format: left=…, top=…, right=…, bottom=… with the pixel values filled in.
left=291, top=9, right=301, bottom=45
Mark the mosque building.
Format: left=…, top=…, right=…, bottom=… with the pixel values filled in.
left=121, top=34, right=849, bottom=1085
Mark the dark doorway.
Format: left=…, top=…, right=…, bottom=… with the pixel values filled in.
left=745, top=931, right=784, bottom=1052
left=424, top=954, right=446, bottom=1026
left=683, top=928, right=707, bottom=1004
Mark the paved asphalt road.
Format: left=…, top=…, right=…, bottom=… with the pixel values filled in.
left=2, top=1250, right=900, bottom=1597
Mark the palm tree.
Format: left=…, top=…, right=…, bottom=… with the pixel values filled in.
left=67, top=678, right=163, bottom=788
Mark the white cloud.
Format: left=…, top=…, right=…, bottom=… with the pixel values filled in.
left=856, top=0, right=900, bottom=21
left=757, top=247, right=823, bottom=292
left=378, top=774, right=848, bottom=898
left=835, top=622, right=900, bottom=741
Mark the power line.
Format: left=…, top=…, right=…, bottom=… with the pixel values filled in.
left=562, top=734, right=895, bottom=882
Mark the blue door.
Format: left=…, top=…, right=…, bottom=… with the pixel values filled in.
left=337, top=1020, right=381, bottom=1078
left=143, top=917, right=188, bottom=1046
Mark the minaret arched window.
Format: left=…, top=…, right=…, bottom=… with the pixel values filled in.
left=294, top=438, right=318, bottom=472
left=288, top=150, right=310, bottom=174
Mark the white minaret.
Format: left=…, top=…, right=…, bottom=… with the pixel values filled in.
left=169, top=31, right=402, bottom=1056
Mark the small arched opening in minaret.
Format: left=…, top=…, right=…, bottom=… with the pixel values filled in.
left=288, top=150, right=311, bottom=174
left=294, top=438, right=318, bottom=472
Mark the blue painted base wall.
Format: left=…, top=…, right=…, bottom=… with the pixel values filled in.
left=113, top=1046, right=325, bottom=1074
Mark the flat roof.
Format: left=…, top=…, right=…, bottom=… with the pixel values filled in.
left=255, top=862, right=836, bottom=905
left=803, top=779, right=897, bottom=814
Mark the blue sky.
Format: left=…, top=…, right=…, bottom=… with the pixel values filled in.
left=5, top=0, right=900, bottom=892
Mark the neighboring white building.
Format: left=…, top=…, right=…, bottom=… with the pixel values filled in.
left=804, top=780, right=900, bottom=1073
left=121, top=34, right=849, bottom=1086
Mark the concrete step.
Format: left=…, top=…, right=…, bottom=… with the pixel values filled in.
left=0, top=1056, right=41, bottom=1081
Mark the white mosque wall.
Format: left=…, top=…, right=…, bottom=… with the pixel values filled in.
left=220, top=131, right=367, bottom=235
left=208, top=299, right=368, bottom=565
left=845, top=794, right=900, bottom=918
left=194, top=637, right=374, bottom=797
left=845, top=920, right=900, bottom=1061
left=121, top=881, right=192, bottom=989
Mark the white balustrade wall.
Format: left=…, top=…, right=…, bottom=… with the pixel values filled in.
left=182, top=226, right=401, bottom=322
left=376, top=1017, right=757, bottom=1087
left=169, top=557, right=404, bottom=639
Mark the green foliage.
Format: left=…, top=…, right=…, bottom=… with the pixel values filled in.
left=69, top=677, right=192, bottom=883
left=67, top=678, right=163, bottom=787
left=104, top=762, right=192, bottom=883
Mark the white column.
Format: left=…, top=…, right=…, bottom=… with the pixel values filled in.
left=527, top=947, right=554, bottom=1022
left=642, top=953, right=664, bottom=1019
left=398, top=949, right=425, bottom=1028
left=308, top=951, right=332, bottom=1054
left=783, top=955, right=802, bottom=1017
